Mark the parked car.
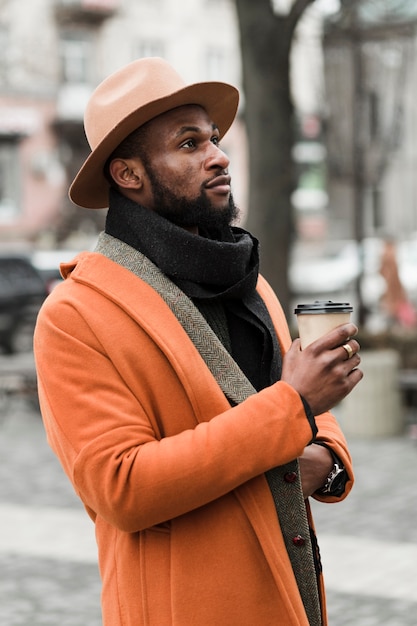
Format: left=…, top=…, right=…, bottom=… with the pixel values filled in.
left=0, top=255, right=48, bottom=354
left=31, top=249, right=83, bottom=293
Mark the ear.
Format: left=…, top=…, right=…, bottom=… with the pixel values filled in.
left=108, top=157, right=144, bottom=190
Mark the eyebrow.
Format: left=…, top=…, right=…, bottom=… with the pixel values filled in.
left=174, top=123, right=219, bottom=138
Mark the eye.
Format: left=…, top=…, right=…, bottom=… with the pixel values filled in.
left=211, top=135, right=220, bottom=146
left=181, top=138, right=196, bottom=149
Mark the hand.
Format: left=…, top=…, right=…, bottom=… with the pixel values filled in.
left=298, top=444, right=333, bottom=499
left=281, top=322, right=363, bottom=416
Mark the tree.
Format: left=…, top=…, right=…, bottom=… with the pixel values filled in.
left=235, top=0, right=315, bottom=316
left=325, top=0, right=417, bottom=324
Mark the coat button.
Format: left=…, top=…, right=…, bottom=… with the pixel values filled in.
left=284, top=471, right=298, bottom=483
left=292, top=535, right=305, bottom=547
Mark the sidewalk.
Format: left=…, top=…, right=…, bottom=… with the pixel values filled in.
left=311, top=436, right=417, bottom=625
left=0, top=401, right=101, bottom=626
left=1, top=400, right=417, bottom=625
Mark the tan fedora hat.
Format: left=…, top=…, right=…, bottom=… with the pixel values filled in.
left=69, top=57, right=239, bottom=209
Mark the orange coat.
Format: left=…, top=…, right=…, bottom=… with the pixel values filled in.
left=34, top=251, right=353, bottom=626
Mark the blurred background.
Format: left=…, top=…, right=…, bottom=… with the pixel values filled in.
left=0, top=1, right=417, bottom=625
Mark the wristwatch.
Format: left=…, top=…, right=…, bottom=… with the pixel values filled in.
left=318, top=461, right=346, bottom=495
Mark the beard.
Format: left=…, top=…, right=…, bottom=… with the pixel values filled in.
left=145, top=166, right=240, bottom=231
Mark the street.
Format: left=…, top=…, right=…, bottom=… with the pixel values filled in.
left=1, top=389, right=417, bottom=625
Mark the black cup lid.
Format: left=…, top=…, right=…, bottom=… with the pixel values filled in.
left=294, top=300, right=353, bottom=315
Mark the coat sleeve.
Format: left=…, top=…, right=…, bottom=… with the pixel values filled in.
left=256, top=275, right=354, bottom=502
left=34, top=277, right=317, bottom=534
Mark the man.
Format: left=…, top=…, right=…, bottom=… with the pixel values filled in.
left=34, top=57, right=362, bottom=626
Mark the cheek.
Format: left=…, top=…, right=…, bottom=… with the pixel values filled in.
left=151, top=150, right=204, bottom=195
left=167, top=164, right=201, bottom=196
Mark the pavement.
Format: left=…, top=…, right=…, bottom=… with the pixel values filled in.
left=1, top=394, right=417, bottom=625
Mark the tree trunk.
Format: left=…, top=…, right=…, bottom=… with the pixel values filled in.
left=235, top=0, right=314, bottom=316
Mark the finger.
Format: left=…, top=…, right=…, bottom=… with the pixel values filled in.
left=335, top=322, right=359, bottom=340
left=347, top=365, right=363, bottom=384
left=291, top=337, right=302, bottom=351
left=308, top=323, right=359, bottom=351
left=341, top=343, right=354, bottom=359
left=340, top=338, right=361, bottom=360
left=346, top=353, right=361, bottom=370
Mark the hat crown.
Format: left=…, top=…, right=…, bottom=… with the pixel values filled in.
left=85, top=57, right=187, bottom=150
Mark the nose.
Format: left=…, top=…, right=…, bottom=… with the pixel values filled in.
left=204, top=143, right=230, bottom=171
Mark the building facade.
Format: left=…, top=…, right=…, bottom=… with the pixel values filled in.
left=0, top=0, right=352, bottom=246
left=323, top=4, right=417, bottom=242
left=0, top=0, right=245, bottom=244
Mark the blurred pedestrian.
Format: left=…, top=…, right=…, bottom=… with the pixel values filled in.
left=380, top=237, right=417, bottom=329
left=34, top=57, right=362, bottom=626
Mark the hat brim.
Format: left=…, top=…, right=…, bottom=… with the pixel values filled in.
left=69, top=81, right=239, bottom=209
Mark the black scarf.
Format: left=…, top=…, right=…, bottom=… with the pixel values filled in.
left=105, top=189, right=281, bottom=390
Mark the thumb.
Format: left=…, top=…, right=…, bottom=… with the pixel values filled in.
left=291, top=337, right=302, bottom=351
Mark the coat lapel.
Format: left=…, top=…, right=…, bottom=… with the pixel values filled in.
left=95, top=232, right=257, bottom=406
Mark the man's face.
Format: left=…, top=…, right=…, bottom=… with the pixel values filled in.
left=137, top=105, right=239, bottom=230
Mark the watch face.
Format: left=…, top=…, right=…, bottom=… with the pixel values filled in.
left=329, top=468, right=346, bottom=495
left=317, top=463, right=346, bottom=496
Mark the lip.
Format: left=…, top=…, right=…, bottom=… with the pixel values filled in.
left=205, top=174, right=231, bottom=193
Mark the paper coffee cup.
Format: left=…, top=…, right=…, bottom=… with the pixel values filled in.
left=294, top=300, right=353, bottom=349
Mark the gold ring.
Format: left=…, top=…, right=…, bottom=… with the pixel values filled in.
left=342, top=343, right=354, bottom=359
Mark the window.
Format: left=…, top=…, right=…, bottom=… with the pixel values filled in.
left=0, top=140, right=20, bottom=223
left=60, top=31, right=93, bottom=84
